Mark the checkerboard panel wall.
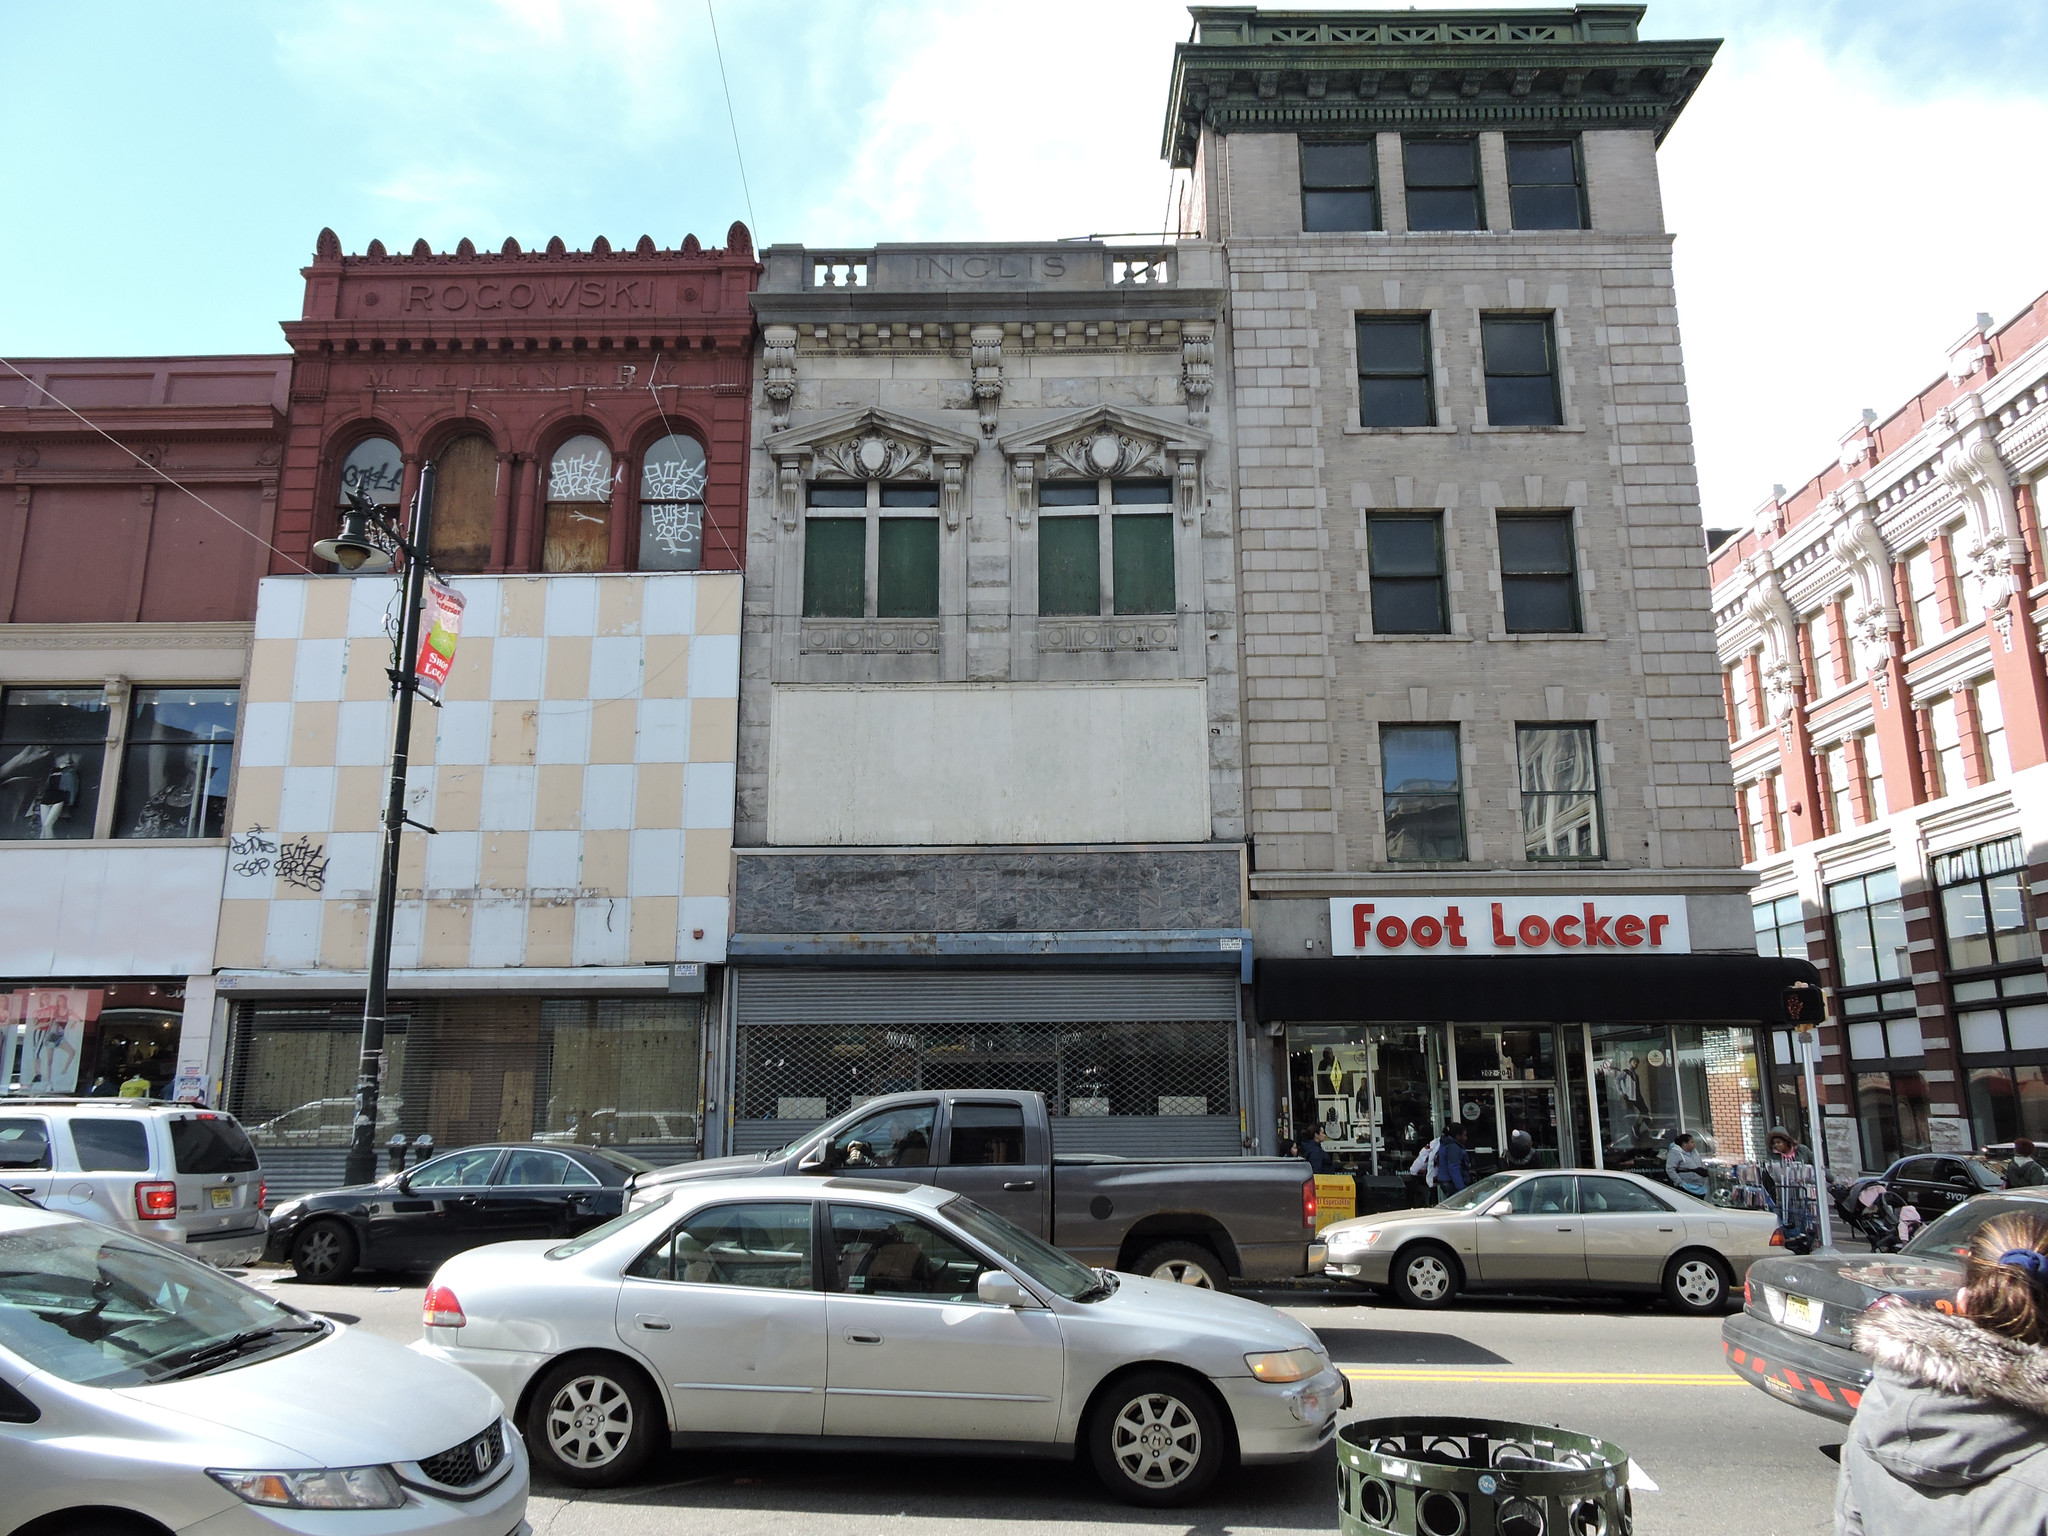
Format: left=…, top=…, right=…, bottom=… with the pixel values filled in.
left=218, top=573, right=741, bottom=973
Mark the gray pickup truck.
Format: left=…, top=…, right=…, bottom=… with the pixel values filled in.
left=629, top=1089, right=1320, bottom=1289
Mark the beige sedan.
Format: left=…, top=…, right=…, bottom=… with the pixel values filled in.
left=1317, top=1168, right=1784, bottom=1314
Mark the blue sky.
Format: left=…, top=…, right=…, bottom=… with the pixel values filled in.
left=4, top=1, right=2045, bottom=520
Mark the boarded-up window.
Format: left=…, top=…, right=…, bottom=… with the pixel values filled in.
left=638, top=433, right=706, bottom=571
left=543, top=434, right=613, bottom=573
left=430, top=434, right=496, bottom=573
left=803, top=518, right=865, bottom=618
left=877, top=485, right=939, bottom=618
left=338, top=436, right=403, bottom=509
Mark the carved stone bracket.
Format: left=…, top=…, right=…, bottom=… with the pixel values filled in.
left=775, top=457, right=802, bottom=531
left=1824, top=483, right=1899, bottom=678
left=1938, top=395, right=2023, bottom=618
left=1739, top=553, right=1800, bottom=719
left=1176, top=453, right=1200, bottom=527
left=970, top=325, right=1004, bottom=439
left=762, top=323, right=798, bottom=431
left=1011, top=456, right=1038, bottom=528
left=938, top=455, right=967, bottom=530
left=1181, top=325, right=1214, bottom=428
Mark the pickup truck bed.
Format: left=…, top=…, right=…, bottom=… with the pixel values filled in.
left=632, top=1090, right=1316, bottom=1288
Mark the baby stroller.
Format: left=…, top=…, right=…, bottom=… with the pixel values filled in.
left=1849, top=1183, right=1911, bottom=1253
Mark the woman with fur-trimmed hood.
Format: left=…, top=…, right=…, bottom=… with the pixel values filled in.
left=1837, top=1210, right=2048, bottom=1533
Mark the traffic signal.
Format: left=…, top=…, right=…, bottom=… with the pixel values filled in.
left=1782, top=983, right=1826, bottom=1024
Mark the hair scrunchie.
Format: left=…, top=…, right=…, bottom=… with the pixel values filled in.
left=1996, top=1248, right=2048, bottom=1287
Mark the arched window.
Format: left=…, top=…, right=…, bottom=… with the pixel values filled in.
left=543, top=434, right=614, bottom=572
left=430, top=434, right=497, bottom=573
left=337, top=436, right=403, bottom=508
left=638, top=433, right=707, bottom=571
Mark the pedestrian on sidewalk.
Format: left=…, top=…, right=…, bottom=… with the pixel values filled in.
left=1434, top=1126, right=1472, bottom=1203
left=2006, top=1138, right=2046, bottom=1189
left=1665, top=1131, right=1708, bottom=1197
left=1299, top=1126, right=1333, bottom=1176
left=1409, top=1126, right=1440, bottom=1203
left=1836, top=1210, right=2048, bottom=1533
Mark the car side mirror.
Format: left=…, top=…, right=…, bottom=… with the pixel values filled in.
left=796, top=1148, right=827, bottom=1174
left=1487, top=1200, right=1514, bottom=1218
left=977, top=1270, right=1030, bottom=1307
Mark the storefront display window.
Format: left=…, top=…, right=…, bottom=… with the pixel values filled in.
left=1288, top=1024, right=1443, bottom=1182
left=230, top=996, right=704, bottom=1157
left=1857, top=1070, right=1930, bottom=1166
left=1968, top=1064, right=2048, bottom=1145
left=1590, top=1022, right=1764, bottom=1171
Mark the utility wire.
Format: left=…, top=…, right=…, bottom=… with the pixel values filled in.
left=0, top=355, right=314, bottom=575
left=704, top=0, right=758, bottom=236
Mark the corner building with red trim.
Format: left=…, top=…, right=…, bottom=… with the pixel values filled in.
left=1710, top=290, right=2048, bottom=1175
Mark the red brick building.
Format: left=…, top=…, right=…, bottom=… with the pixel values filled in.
left=1710, top=291, right=2048, bottom=1170
left=276, top=224, right=759, bottom=576
left=0, top=225, right=759, bottom=1102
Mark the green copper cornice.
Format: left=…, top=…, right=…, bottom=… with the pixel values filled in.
left=1162, top=6, right=1720, bottom=165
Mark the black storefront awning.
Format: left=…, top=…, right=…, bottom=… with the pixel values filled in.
left=1257, top=954, right=1825, bottom=1026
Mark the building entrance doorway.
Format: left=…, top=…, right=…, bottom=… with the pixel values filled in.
left=1456, top=1083, right=1562, bottom=1175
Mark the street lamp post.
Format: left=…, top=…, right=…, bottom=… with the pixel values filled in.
left=320, top=465, right=437, bottom=1187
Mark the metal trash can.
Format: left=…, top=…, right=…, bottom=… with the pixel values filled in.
left=1338, top=1416, right=1633, bottom=1536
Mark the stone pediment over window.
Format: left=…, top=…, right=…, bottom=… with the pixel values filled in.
left=997, top=404, right=1211, bottom=527
left=767, top=407, right=980, bottom=530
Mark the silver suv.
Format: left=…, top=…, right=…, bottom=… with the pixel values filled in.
left=0, top=1099, right=266, bottom=1266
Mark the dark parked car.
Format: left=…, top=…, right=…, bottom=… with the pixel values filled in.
left=264, top=1142, right=651, bottom=1282
left=1722, top=1187, right=2048, bottom=1421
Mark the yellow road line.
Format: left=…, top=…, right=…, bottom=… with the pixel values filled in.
left=1342, top=1367, right=1740, bottom=1386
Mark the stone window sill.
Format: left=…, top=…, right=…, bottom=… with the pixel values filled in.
left=1353, top=632, right=1473, bottom=643
left=1471, top=424, right=1585, bottom=434
left=1341, top=423, right=1458, bottom=436
left=1487, top=631, right=1606, bottom=643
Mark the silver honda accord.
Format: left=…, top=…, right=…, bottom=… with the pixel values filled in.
left=412, top=1174, right=1346, bottom=1505
left=0, top=1203, right=528, bottom=1534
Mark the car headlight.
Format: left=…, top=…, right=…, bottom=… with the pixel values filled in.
left=1246, top=1347, right=1327, bottom=1383
left=207, top=1466, right=404, bottom=1510
left=270, top=1200, right=303, bottom=1222
left=1327, top=1227, right=1381, bottom=1251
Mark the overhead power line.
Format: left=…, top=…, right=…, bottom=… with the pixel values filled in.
left=705, top=0, right=758, bottom=237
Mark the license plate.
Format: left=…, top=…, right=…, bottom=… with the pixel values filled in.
left=209, top=1187, right=233, bottom=1209
left=1784, top=1294, right=1824, bottom=1335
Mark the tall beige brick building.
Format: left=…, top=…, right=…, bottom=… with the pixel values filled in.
left=1167, top=6, right=1819, bottom=1196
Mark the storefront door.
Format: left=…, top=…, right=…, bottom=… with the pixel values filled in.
left=1456, top=1084, right=1561, bottom=1175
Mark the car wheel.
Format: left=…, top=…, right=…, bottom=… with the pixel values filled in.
left=1088, top=1369, right=1226, bottom=1506
left=289, top=1220, right=358, bottom=1283
left=525, top=1356, right=661, bottom=1488
left=1391, top=1243, right=1460, bottom=1309
left=1663, top=1250, right=1731, bottom=1314
left=1133, top=1241, right=1228, bottom=1291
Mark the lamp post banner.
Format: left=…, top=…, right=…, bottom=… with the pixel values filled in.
left=415, top=581, right=465, bottom=702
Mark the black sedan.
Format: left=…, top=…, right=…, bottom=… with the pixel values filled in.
left=1722, top=1187, right=2048, bottom=1421
left=263, top=1142, right=651, bottom=1282
left=1854, top=1152, right=2005, bottom=1219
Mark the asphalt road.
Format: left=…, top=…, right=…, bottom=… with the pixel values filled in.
left=247, top=1269, right=1842, bottom=1536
